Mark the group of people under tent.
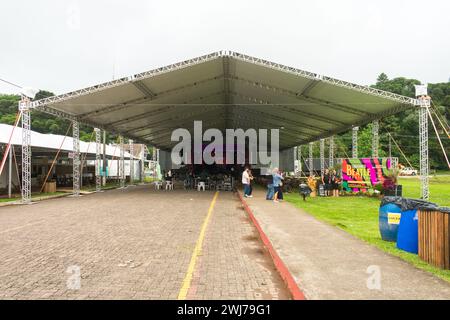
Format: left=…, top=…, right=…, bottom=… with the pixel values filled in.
left=161, top=165, right=238, bottom=191
left=242, top=167, right=343, bottom=202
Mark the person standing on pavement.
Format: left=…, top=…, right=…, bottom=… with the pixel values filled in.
left=242, top=168, right=252, bottom=198
left=272, top=168, right=284, bottom=203
left=248, top=169, right=254, bottom=196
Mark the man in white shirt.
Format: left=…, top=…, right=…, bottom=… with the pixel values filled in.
left=242, top=168, right=252, bottom=198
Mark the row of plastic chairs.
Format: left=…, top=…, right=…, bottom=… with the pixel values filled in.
left=154, top=180, right=209, bottom=191
left=154, top=181, right=173, bottom=191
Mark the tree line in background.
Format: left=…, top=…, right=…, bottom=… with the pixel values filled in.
left=307, top=74, right=449, bottom=170
left=0, top=74, right=449, bottom=169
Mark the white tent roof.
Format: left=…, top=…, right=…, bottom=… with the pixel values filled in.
left=31, top=51, right=418, bottom=151
left=0, top=123, right=134, bottom=158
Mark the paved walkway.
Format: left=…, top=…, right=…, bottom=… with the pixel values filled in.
left=243, top=189, right=450, bottom=300
left=0, top=186, right=288, bottom=300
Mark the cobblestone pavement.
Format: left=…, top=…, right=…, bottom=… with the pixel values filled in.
left=186, top=192, right=289, bottom=300
left=0, top=186, right=288, bottom=300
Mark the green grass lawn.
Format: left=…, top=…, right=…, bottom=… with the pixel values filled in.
left=285, top=174, right=450, bottom=282
left=0, top=192, right=67, bottom=203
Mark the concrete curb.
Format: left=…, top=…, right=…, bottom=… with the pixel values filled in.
left=237, top=191, right=306, bottom=300
left=0, top=193, right=71, bottom=207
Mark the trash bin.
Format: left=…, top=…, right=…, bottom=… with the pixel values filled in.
left=397, top=209, right=419, bottom=253
left=396, top=199, right=438, bottom=254
left=379, top=197, right=403, bottom=242
left=418, top=207, right=450, bottom=269
left=379, top=197, right=438, bottom=245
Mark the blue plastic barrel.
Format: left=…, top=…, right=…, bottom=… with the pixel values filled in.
left=379, top=203, right=402, bottom=242
left=396, top=209, right=419, bottom=254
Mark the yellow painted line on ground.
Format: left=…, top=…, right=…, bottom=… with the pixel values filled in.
left=178, top=191, right=219, bottom=300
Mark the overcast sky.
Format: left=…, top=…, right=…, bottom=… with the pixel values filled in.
left=0, top=0, right=449, bottom=95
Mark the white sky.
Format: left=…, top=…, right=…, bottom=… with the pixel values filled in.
left=0, top=0, right=449, bottom=95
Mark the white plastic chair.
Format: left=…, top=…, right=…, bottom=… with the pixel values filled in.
left=165, top=181, right=174, bottom=191
left=197, top=182, right=206, bottom=192
left=154, top=181, right=163, bottom=190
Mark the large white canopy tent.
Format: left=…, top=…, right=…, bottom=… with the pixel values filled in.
left=17, top=51, right=425, bottom=202
left=30, top=51, right=417, bottom=150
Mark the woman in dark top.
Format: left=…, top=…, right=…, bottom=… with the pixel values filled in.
left=331, top=170, right=341, bottom=197
left=322, top=169, right=331, bottom=196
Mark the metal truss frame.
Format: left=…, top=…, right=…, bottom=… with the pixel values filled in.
left=297, top=145, right=302, bottom=174
left=30, top=50, right=415, bottom=117
left=95, top=128, right=102, bottom=192
left=139, top=112, right=228, bottom=140
left=30, top=52, right=222, bottom=109
left=372, top=120, right=379, bottom=158
left=230, top=108, right=315, bottom=139
left=146, top=118, right=232, bottom=150
left=129, top=139, right=135, bottom=185
left=230, top=75, right=370, bottom=118
left=24, top=50, right=418, bottom=157
left=105, top=105, right=179, bottom=127
left=352, top=126, right=359, bottom=158
left=230, top=118, right=308, bottom=146
left=320, top=139, right=325, bottom=177
left=78, top=75, right=224, bottom=120
left=132, top=80, right=156, bottom=98
left=19, top=98, right=32, bottom=203
left=309, top=142, right=314, bottom=177
left=419, top=97, right=430, bottom=200
left=119, top=136, right=125, bottom=189
left=72, top=120, right=81, bottom=196
left=234, top=104, right=325, bottom=134
left=229, top=76, right=350, bottom=125
left=140, top=145, right=146, bottom=183
left=329, top=136, right=334, bottom=168
left=230, top=93, right=331, bottom=133
left=229, top=51, right=417, bottom=106
left=123, top=106, right=224, bottom=135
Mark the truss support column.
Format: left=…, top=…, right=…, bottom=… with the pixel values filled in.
left=388, top=135, right=392, bottom=163
left=102, top=130, right=107, bottom=186
left=19, top=97, right=32, bottom=203
left=352, top=126, right=359, bottom=158
left=119, top=136, right=125, bottom=189
left=95, top=128, right=102, bottom=192
left=72, top=120, right=81, bottom=197
left=140, top=146, right=146, bottom=183
left=129, top=139, right=134, bottom=184
left=320, top=139, right=325, bottom=177
left=329, top=136, right=334, bottom=168
left=309, top=142, right=314, bottom=177
left=8, top=146, right=12, bottom=198
left=297, top=146, right=302, bottom=175
left=419, top=96, right=430, bottom=200
left=372, top=120, right=379, bottom=158
left=388, top=135, right=397, bottom=169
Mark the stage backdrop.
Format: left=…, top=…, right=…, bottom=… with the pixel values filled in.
left=342, top=158, right=393, bottom=192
